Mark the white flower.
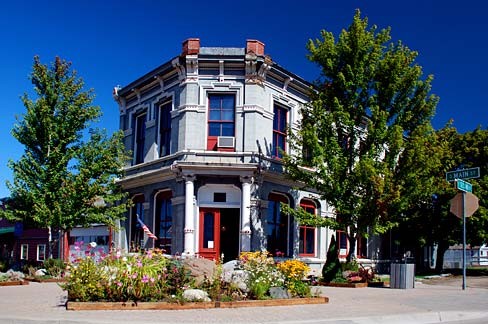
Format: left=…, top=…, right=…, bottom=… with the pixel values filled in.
left=89, top=242, right=97, bottom=248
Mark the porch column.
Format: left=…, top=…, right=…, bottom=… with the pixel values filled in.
left=240, top=176, right=252, bottom=252
left=183, top=174, right=196, bottom=255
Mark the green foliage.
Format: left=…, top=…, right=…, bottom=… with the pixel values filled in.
left=284, top=10, right=439, bottom=260
left=43, top=258, right=66, bottom=278
left=277, top=259, right=311, bottom=297
left=396, top=126, right=488, bottom=271
left=63, top=249, right=194, bottom=302
left=1, top=56, right=131, bottom=240
left=321, top=235, right=341, bottom=282
left=239, top=251, right=285, bottom=300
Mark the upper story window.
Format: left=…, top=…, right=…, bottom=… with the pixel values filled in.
left=159, top=102, right=172, bottom=157
left=299, top=199, right=317, bottom=257
left=207, top=94, right=235, bottom=150
left=135, top=113, right=146, bottom=164
left=272, top=105, right=287, bottom=158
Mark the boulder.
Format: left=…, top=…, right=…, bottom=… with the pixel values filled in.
left=182, top=257, right=216, bottom=286
left=269, top=287, right=291, bottom=299
left=35, top=269, right=47, bottom=277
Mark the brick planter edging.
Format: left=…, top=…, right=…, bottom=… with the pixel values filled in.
left=0, top=280, right=29, bottom=286
left=66, top=297, right=329, bottom=311
left=320, top=282, right=368, bottom=288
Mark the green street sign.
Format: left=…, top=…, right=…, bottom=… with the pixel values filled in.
left=456, top=179, right=472, bottom=193
left=446, top=167, right=480, bottom=182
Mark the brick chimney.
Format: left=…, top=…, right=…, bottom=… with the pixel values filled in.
left=182, top=38, right=200, bottom=55
left=246, top=39, right=265, bottom=55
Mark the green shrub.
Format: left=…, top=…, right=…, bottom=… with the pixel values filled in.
left=43, top=258, right=66, bottom=278
left=322, top=235, right=341, bottom=282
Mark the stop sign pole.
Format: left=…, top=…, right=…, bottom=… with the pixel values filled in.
left=447, top=168, right=480, bottom=291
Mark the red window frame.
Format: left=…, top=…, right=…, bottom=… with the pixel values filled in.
left=299, top=200, right=316, bottom=257
left=272, top=105, right=287, bottom=158
left=207, top=94, right=235, bottom=151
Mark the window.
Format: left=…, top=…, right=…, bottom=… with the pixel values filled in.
left=337, top=230, right=348, bottom=257
left=130, top=195, right=145, bottom=251
left=135, top=113, right=146, bottom=164
left=155, top=191, right=172, bottom=254
left=207, top=94, right=235, bottom=150
left=266, top=193, right=291, bottom=257
left=20, top=244, right=28, bottom=260
left=159, top=102, right=171, bottom=157
left=299, top=200, right=316, bottom=256
left=37, top=244, right=46, bottom=261
left=272, top=105, right=287, bottom=158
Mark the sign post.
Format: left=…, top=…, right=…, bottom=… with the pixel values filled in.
left=447, top=167, right=480, bottom=291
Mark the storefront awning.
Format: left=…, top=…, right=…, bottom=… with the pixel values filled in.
left=0, top=226, right=14, bottom=235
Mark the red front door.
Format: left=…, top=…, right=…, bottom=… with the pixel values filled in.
left=199, top=208, right=220, bottom=260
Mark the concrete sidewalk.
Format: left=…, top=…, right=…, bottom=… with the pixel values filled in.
left=0, top=281, right=487, bottom=324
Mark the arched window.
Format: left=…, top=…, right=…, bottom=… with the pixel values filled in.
left=299, top=199, right=317, bottom=256
left=155, top=190, right=172, bottom=254
left=130, top=194, right=145, bottom=251
left=266, top=192, right=291, bottom=257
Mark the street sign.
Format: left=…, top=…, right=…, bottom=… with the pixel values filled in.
left=446, top=167, right=480, bottom=182
left=456, top=179, right=472, bottom=193
left=450, top=192, right=479, bottom=218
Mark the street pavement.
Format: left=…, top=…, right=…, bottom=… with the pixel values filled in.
left=0, top=278, right=487, bottom=324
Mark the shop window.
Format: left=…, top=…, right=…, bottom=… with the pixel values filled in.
left=155, top=191, right=172, bottom=254
left=299, top=200, right=316, bottom=256
left=266, top=193, right=291, bottom=257
left=130, top=194, right=145, bottom=251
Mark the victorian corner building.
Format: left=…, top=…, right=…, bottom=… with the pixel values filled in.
left=113, top=39, right=378, bottom=269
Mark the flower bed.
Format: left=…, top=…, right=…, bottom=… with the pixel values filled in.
left=62, top=247, right=325, bottom=306
left=66, top=297, right=329, bottom=311
left=319, top=281, right=367, bottom=288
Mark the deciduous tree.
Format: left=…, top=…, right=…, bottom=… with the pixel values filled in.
left=283, top=10, right=439, bottom=261
left=1, top=56, right=131, bottom=257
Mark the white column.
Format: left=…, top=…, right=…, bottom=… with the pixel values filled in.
left=183, top=175, right=196, bottom=255
left=240, top=176, right=252, bottom=252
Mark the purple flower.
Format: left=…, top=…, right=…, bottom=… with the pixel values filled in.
left=141, top=275, right=149, bottom=283
left=137, top=260, right=143, bottom=268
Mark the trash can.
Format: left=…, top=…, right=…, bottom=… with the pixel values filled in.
left=390, top=257, right=415, bottom=289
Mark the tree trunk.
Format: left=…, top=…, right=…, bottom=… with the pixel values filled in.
left=346, top=232, right=357, bottom=263
left=435, top=241, right=449, bottom=274
left=47, top=226, right=54, bottom=259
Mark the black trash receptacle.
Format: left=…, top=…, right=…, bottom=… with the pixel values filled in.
left=390, top=258, right=415, bottom=289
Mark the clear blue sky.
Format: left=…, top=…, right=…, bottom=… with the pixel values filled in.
left=1, top=0, right=486, bottom=198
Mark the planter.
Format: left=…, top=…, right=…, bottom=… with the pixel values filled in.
left=320, top=282, right=367, bottom=288
left=66, top=297, right=329, bottom=311
left=0, top=280, right=29, bottom=286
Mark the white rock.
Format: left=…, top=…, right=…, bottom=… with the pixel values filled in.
left=182, top=289, right=211, bottom=302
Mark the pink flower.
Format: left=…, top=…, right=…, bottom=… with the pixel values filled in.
left=132, top=273, right=138, bottom=279
left=141, top=275, right=149, bottom=283
left=116, top=281, right=123, bottom=287
left=137, top=260, right=143, bottom=268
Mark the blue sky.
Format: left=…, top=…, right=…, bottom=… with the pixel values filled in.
left=0, top=0, right=486, bottom=197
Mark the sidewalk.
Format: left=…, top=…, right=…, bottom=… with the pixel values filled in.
left=0, top=280, right=487, bottom=324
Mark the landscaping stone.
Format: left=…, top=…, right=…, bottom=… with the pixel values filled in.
left=182, top=257, right=216, bottom=286
left=269, top=287, right=291, bottom=299
left=35, top=269, right=47, bottom=277
left=182, top=289, right=211, bottom=302
left=222, top=261, right=249, bottom=292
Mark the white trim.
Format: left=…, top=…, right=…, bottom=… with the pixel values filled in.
left=20, top=244, right=28, bottom=260
left=36, top=244, right=46, bottom=261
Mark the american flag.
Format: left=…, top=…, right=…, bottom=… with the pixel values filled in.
left=136, top=214, right=157, bottom=240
